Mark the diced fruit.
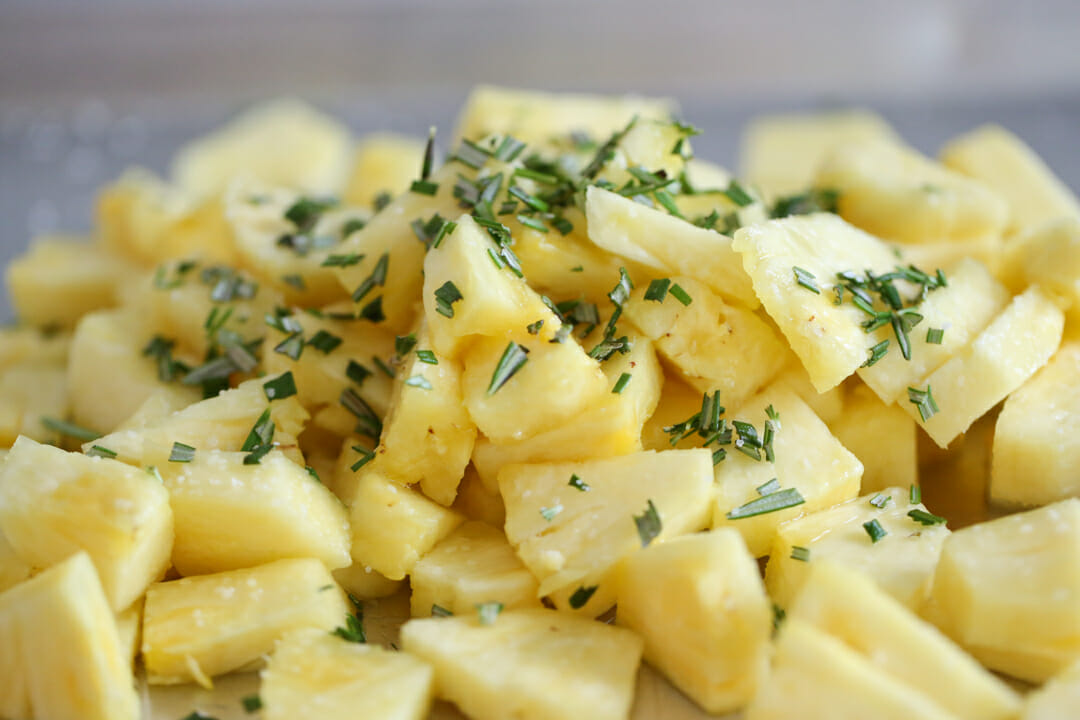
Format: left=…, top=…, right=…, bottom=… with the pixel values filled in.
left=349, top=469, right=464, bottom=580
left=343, top=132, right=427, bottom=207
left=585, top=186, right=757, bottom=307
left=410, top=521, right=540, bottom=618
left=829, top=382, right=917, bottom=493
left=0, top=363, right=68, bottom=446
left=500, top=449, right=713, bottom=616
left=712, top=387, right=862, bottom=558
left=115, top=598, right=143, bottom=670
left=451, top=465, right=506, bottom=527
left=732, top=214, right=899, bottom=391
left=896, top=234, right=1004, bottom=279
left=159, top=449, right=351, bottom=576
left=0, top=436, right=173, bottom=610
left=1010, top=217, right=1080, bottom=316
left=0, top=552, right=139, bottom=720
left=615, top=529, right=771, bottom=714
left=773, top=360, right=845, bottom=425
left=142, top=558, right=348, bottom=685
left=332, top=563, right=404, bottom=600
left=0, top=326, right=70, bottom=369
left=788, top=562, right=1021, bottom=720
left=624, top=275, right=786, bottom=408
left=0, top=528, right=30, bottom=593
left=745, top=619, right=958, bottom=720
left=401, top=608, right=644, bottom=720
left=919, top=411, right=998, bottom=530
left=815, top=138, right=1009, bottom=244
left=902, top=286, right=1064, bottom=447
left=1023, top=656, right=1080, bottom=720
left=640, top=373, right=712, bottom=451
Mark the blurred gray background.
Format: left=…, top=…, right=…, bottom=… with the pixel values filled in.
left=2, top=0, right=1079, bottom=305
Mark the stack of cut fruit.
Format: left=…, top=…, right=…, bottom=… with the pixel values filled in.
left=2, top=87, right=1080, bottom=720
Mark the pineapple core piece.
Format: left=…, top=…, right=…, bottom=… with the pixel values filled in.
left=401, top=608, right=643, bottom=720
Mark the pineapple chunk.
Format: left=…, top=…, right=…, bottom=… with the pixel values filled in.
left=789, top=562, right=1021, bottom=720
left=349, top=469, right=464, bottom=580
left=615, top=529, right=771, bottom=714
left=815, top=138, right=1009, bottom=244
left=68, top=308, right=200, bottom=432
left=902, top=286, right=1064, bottom=447
left=731, top=213, right=899, bottom=391
left=941, top=124, right=1080, bottom=235
left=159, top=449, right=351, bottom=576
left=584, top=186, right=758, bottom=308
left=262, top=628, right=434, bottom=720
left=765, top=486, right=949, bottom=611
left=0, top=326, right=70, bottom=369
left=401, top=608, right=644, bottom=720
left=0, top=436, right=173, bottom=611
left=919, top=411, right=999, bottom=530
left=773, top=360, right=845, bottom=425
left=0, top=528, right=30, bottom=593
left=142, top=558, right=349, bottom=685
left=1011, top=217, right=1080, bottom=314
left=342, top=132, right=427, bottom=207
left=172, top=98, right=352, bottom=198
left=499, top=449, right=713, bottom=616
left=370, top=325, right=476, bottom=505
left=895, top=234, right=1004, bottom=278
left=712, top=387, right=862, bottom=558
left=829, top=382, right=917, bottom=493
left=0, top=363, right=68, bottom=446
left=460, top=333, right=607, bottom=443
left=992, top=343, right=1080, bottom=506
left=422, top=213, right=561, bottom=359
left=1023, top=656, right=1080, bottom=720
left=928, top=499, right=1080, bottom=682
left=739, top=109, right=899, bottom=198
left=0, top=552, right=139, bottom=720
left=410, top=521, right=540, bottom=618
left=452, top=465, right=506, bottom=527
left=640, top=372, right=712, bottom=451
left=112, top=389, right=191, bottom=432
left=453, top=84, right=672, bottom=145
left=6, top=237, right=129, bottom=328
left=745, top=619, right=958, bottom=720
left=115, top=597, right=143, bottom=669
left=623, top=275, right=786, bottom=408
left=332, top=562, right=404, bottom=600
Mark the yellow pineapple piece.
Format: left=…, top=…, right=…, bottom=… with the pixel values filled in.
left=172, top=98, right=352, bottom=198
left=349, top=469, right=464, bottom=580
left=745, top=619, right=958, bottom=720
left=401, top=608, right=644, bottom=720
left=640, top=372, right=711, bottom=451
left=773, top=359, right=845, bottom=425
left=1023, top=656, right=1080, bottom=720
left=815, top=138, right=1009, bottom=244
left=112, top=389, right=191, bottom=432
left=142, top=557, right=348, bottom=685
left=732, top=213, right=899, bottom=391
left=0, top=363, right=68, bottom=446
left=1011, top=217, right=1080, bottom=315
left=115, top=597, right=143, bottom=670
left=790, top=561, right=1021, bottom=720
left=895, top=234, right=1005, bottom=278
left=584, top=186, right=758, bottom=307
left=342, top=132, right=427, bottom=207
left=615, top=529, right=771, bottom=714
left=499, top=449, right=713, bottom=616
left=410, top=521, right=540, bottom=618
left=0, top=528, right=30, bottom=593
left=829, top=382, right=917, bottom=493
left=158, top=449, right=351, bottom=576
left=0, top=436, right=172, bottom=611
left=332, top=562, right=404, bottom=600
left=928, top=499, right=1080, bottom=683
left=451, top=465, right=506, bottom=527
left=941, top=124, right=1080, bottom=235
left=712, top=387, right=862, bottom=558
left=902, top=286, right=1064, bottom=447
left=919, top=410, right=999, bottom=530
left=0, top=552, right=138, bottom=720
left=623, top=275, right=786, bottom=409
left=262, top=628, right=434, bottom=720
left=0, top=326, right=70, bottom=369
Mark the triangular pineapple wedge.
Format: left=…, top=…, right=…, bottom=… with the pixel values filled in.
left=401, top=608, right=644, bottom=720
left=0, top=527, right=30, bottom=593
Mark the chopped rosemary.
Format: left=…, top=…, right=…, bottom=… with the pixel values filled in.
left=568, top=474, right=590, bottom=492
left=307, top=329, right=342, bottom=354
left=434, top=281, right=464, bottom=318
left=476, top=602, right=503, bottom=626
left=669, top=283, right=692, bottom=306
left=644, top=278, right=671, bottom=302
left=86, top=445, right=117, bottom=459
left=908, top=508, right=947, bottom=526
left=926, top=327, right=945, bottom=344
left=351, top=253, right=389, bottom=303
left=790, top=546, right=811, bottom=562
left=569, top=585, right=598, bottom=609
left=341, top=388, right=382, bottom=439
left=487, top=342, right=529, bottom=395
left=863, top=519, right=888, bottom=543
left=540, top=504, right=562, bottom=521
left=612, top=372, right=632, bottom=394
left=416, top=350, right=439, bottom=365
left=869, top=493, right=891, bottom=509
left=350, top=445, right=375, bottom=472
left=346, top=360, right=372, bottom=386
left=756, top=477, right=781, bottom=496
left=404, top=375, right=432, bottom=390
left=431, top=604, right=453, bottom=617
left=908, top=385, right=940, bottom=421
left=321, top=253, right=364, bottom=268
left=726, top=488, right=806, bottom=520
left=262, top=371, right=297, bottom=401
left=634, top=499, right=662, bottom=547
left=169, top=442, right=195, bottom=463
left=793, top=266, right=821, bottom=294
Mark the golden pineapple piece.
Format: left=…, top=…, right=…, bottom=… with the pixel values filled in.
left=0, top=363, right=68, bottom=446
left=941, top=124, right=1080, bottom=235
left=142, top=557, right=349, bottom=685
left=584, top=186, right=758, bottom=307
left=0, top=528, right=30, bottom=593
left=115, top=597, right=143, bottom=670
left=0, top=552, right=139, bottom=720
left=1010, top=217, right=1080, bottom=315
left=332, top=562, right=404, bottom=601
left=928, top=498, right=1080, bottom=683
left=623, top=275, right=786, bottom=409
left=342, top=132, right=427, bottom=207
left=815, top=138, right=1009, bottom=244
left=172, top=98, right=352, bottom=198
left=1023, top=656, right=1080, bottom=720
left=112, top=389, right=191, bottom=432
left=0, top=436, right=173, bottom=611
left=789, top=562, right=1021, bottom=720
left=615, top=529, right=771, bottom=715
left=773, top=360, right=845, bottom=425
left=712, top=387, right=862, bottom=558
left=68, top=308, right=200, bottom=432
left=919, top=410, right=999, bottom=530
left=261, top=628, right=434, bottom=720
left=640, top=372, right=712, bottom=451
left=745, top=619, right=958, bottom=720
left=410, top=521, right=540, bottom=618
left=451, top=465, right=506, bottom=527
left=500, top=449, right=713, bottom=616
left=349, top=469, right=464, bottom=580
left=902, top=286, right=1064, bottom=447
left=829, top=382, right=917, bottom=493
left=158, top=449, right=351, bottom=576
left=895, top=234, right=1004, bottom=278
left=732, top=213, right=899, bottom=391
left=0, top=325, right=70, bottom=369
left=401, top=608, right=644, bottom=720
left=604, top=118, right=691, bottom=184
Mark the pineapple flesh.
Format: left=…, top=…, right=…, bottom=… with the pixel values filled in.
left=342, top=132, right=426, bottom=207
left=828, top=382, right=917, bottom=493
left=1023, top=656, right=1080, bottom=720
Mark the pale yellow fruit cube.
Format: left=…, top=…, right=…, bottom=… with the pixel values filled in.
left=615, top=529, right=771, bottom=715
left=1023, top=656, right=1080, bottom=720
left=0, top=363, right=68, bottom=446
left=0, top=436, right=173, bottom=611
left=401, top=608, right=644, bottom=720
left=0, top=528, right=30, bottom=593
left=829, top=383, right=917, bottom=493
left=1012, top=217, right=1080, bottom=314
left=343, top=132, right=427, bottom=207
left=0, top=326, right=70, bottom=369
left=451, top=465, right=506, bottom=527
left=919, top=411, right=998, bottom=530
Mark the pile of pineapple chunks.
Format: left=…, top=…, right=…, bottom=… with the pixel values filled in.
left=3, top=86, right=1080, bottom=720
